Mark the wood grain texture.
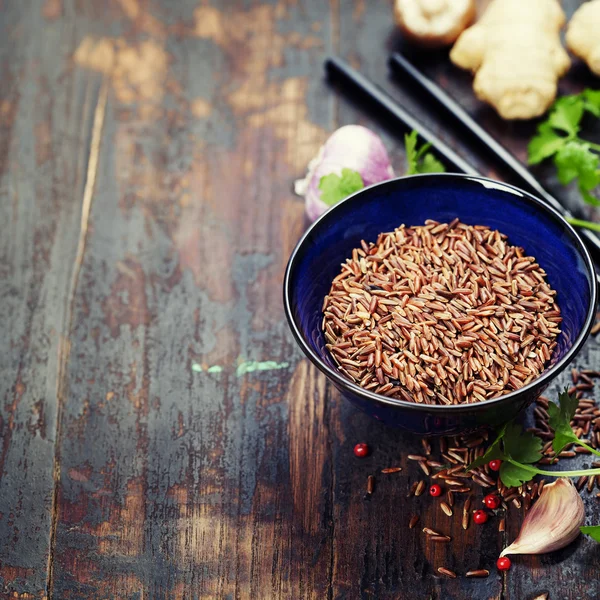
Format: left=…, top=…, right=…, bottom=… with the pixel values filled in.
left=0, top=1, right=105, bottom=597
left=0, top=0, right=599, bottom=599
left=48, top=1, right=334, bottom=598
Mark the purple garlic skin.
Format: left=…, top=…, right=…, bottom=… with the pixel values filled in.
left=295, top=125, right=395, bottom=222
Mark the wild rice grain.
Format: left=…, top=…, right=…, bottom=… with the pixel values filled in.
left=559, top=451, right=577, bottom=458
left=423, top=527, right=442, bottom=537
left=367, top=475, right=375, bottom=495
left=466, top=569, right=490, bottom=578
left=430, top=535, right=452, bottom=543
left=462, top=498, right=471, bottom=530
left=588, top=475, right=596, bottom=493
left=381, top=467, right=402, bottom=474
left=437, top=567, right=457, bottom=579
left=408, top=454, right=427, bottom=461
left=421, top=439, right=432, bottom=456
left=440, top=502, right=453, bottom=517
left=407, top=481, right=419, bottom=498
left=409, top=515, right=420, bottom=529
left=415, top=480, right=426, bottom=497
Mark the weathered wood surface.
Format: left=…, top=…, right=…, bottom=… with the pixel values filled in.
left=0, top=0, right=598, bottom=598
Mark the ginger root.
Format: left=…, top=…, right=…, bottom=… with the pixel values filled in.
left=567, top=0, right=600, bottom=77
left=394, top=0, right=475, bottom=48
left=450, top=0, right=570, bottom=120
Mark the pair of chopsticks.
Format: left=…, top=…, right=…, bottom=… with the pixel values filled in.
left=325, top=54, right=600, bottom=263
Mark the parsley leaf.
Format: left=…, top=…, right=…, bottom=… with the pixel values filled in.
left=468, top=389, right=600, bottom=488
left=583, top=89, right=600, bottom=117
left=554, top=142, right=600, bottom=205
left=500, top=461, right=535, bottom=488
left=319, top=168, right=364, bottom=206
left=528, top=122, right=568, bottom=165
left=468, top=425, right=506, bottom=470
left=528, top=89, right=600, bottom=207
left=548, top=389, right=580, bottom=454
left=418, top=152, right=446, bottom=174
left=405, top=130, right=446, bottom=175
left=405, top=130, right=419, bottom=174
left=581, top=525, right=600, bottom=543
left=554, top=142, right=600, bottom=187
left=548, top=95, right=584, bottom=136
left=502, top=421, right=543, bottom=464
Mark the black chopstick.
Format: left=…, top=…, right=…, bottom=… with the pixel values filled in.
left=325, top=56, right=480, bottom=177
left=388, top=52, right=600, bottom=259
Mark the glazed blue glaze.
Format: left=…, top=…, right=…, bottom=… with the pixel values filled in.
left=284, top=175, right=597, bottom=435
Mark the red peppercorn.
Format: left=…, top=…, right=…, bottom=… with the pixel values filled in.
left=473, top=509, right=489, bottom=524
left=353, top=443, right=369, bottom=458
left=488, top=459, right=502, bottom=472
left=497, top=557, right=511, bottom=571
left=484, top=494, right=501, bottom=510
left=429, top=484, right=442, bottom=497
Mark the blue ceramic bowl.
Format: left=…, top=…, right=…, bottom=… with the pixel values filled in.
left=284, top=174, right=597, bottom=435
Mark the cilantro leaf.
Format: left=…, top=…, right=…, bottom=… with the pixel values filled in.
left=581, top=525, right=600, bottom=543
left=548, top=389, right=580, bottom=454
left=528, top=90, right=600, bottom=207
left=405, top=130, right=419, bottom=175
left=319, top=168, right=364, bottom=206
left=583, top=89, right=600, bottom=117
left=468, top=425, right=506, bottom=470
left=418, top=152, right=446, bottom=174
left=500, top=461, right=535, bottom=487
left=502, top=421, right=543, bottom=464
left=528, top=122, right=567, bottom=165
left=405, top=130, right=446, bottom=175
left=548, top=95, right=584, bottom=136
left=554, top=141, right=600, bottom=190
left=581, top=187, right=600, bottom=207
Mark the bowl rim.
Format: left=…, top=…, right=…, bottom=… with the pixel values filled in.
left=283, top=173, right=598, bottom=413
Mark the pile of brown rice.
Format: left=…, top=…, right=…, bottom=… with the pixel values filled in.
left=322, top=219, right=561, bottom=404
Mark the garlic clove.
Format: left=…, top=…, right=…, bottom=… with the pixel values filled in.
left=501, top=478, right=584, bottom=556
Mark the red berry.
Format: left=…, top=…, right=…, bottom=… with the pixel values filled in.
left=488, top=459, right=502, bottom=472
left=484, top=494, right=501, bottom=510
left=473, top=509, right=489, bottom=524
left=354, top=443, right=369, bottom=458
left=429, top=484, right=442, bottom=497
left=497, top=557, right=511, bottom=571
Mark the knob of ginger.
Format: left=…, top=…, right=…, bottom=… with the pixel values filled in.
left=450, top=0, right=571, bottom=120
left=394, top=0, right=476, bottom=48
left=567, top=0, right=600, bottom=77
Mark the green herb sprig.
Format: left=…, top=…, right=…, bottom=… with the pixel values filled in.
left=549, top=389, right=600, bottom=458
left=405, top=130, right=446, bottom=175
left=469, top=389, right=600, bottom=487
left=317, top=130, right=446, bottom=207
left=319, top=168, right=364, bottom=206
left=529, top=90, right=600, bottom=207
left=581, top=525, right=600, bottom=542
left=528, top=90, right=600, bottom=233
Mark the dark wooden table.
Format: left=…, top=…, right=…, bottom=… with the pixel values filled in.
left=2, top=1, right=599, bottom=598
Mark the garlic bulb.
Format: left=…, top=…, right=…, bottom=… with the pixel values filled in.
left=501, top=478, right=584, bottom=556
left=294, top=125, right=394, bottom=222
